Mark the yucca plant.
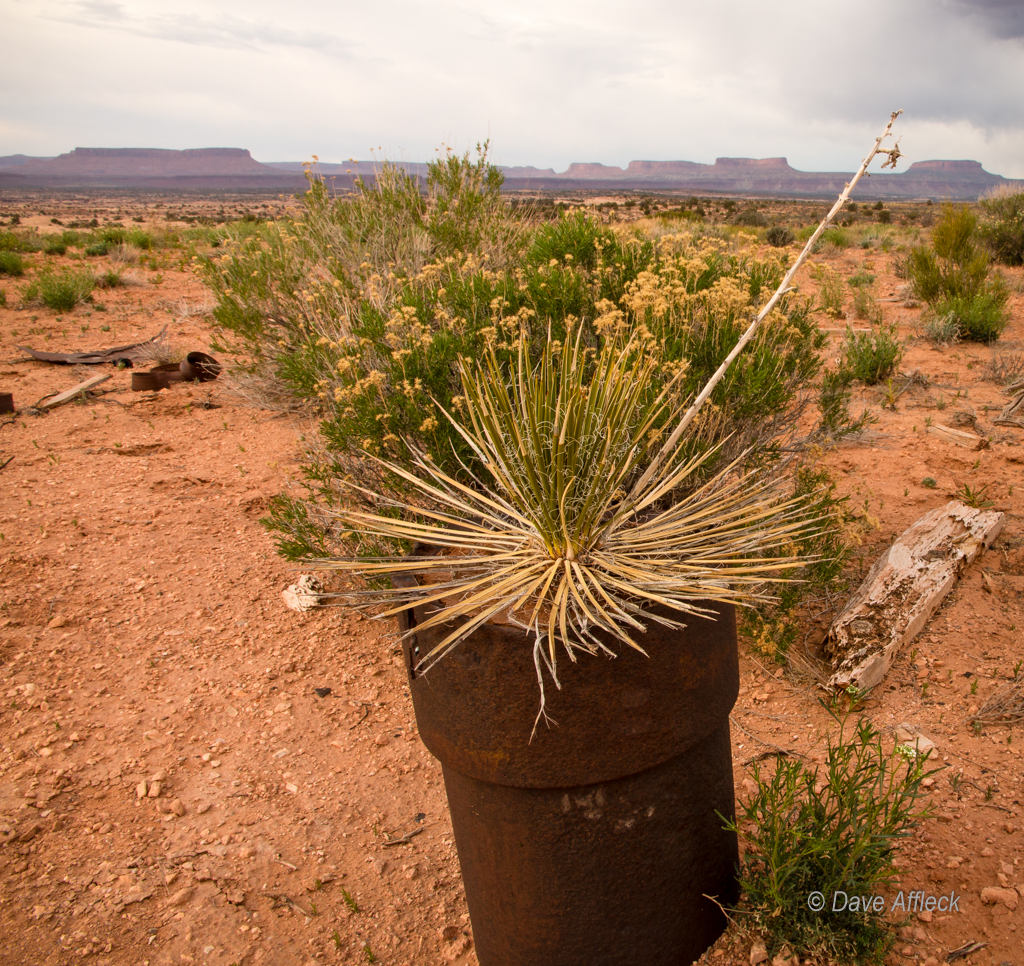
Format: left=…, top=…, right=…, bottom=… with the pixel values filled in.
left=314, top=112, right=907, bottom=692
left=316, top=330, right=818, bottom=689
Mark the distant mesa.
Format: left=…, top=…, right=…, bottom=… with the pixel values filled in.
left=0, top=147, right=1019, bottom=199
left=0, top=147, right=306, bottom=189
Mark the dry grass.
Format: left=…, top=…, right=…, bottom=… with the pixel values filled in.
left=969, top=679, right=1024, bottom=726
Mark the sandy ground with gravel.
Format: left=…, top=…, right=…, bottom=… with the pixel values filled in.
left=0, top=195, right=1022, bottom=966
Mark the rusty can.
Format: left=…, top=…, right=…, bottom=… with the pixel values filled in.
left=398, top=576, right=739, bottom=966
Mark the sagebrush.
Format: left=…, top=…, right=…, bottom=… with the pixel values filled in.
left=204, top=145, right=844, bottom=563
left=723, top=711, right=935, bottom=964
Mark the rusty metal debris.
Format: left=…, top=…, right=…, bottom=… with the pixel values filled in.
left=131, top=353, right=221, bottom=392
left=16, top=327, right=168, bottom=365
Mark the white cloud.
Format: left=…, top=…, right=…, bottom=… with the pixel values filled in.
left=2, top=0, right=1023, bottom=177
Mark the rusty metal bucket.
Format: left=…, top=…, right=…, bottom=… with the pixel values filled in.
left=398, top=584, right=740, bottom=966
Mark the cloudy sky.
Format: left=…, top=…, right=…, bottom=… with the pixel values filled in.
left=4, top=0, right=1024, bottom=176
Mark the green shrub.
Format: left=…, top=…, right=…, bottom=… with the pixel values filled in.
left=0, top=251, right=25, bottom=276
left=765, top=226, right=794, bottom=247
left=0, top=231, right=25, bottom=252
left=933, top=288, right=1009, bottom=342
left=734, top=208, right=767, bottom=227
left=812, top=264, right=845, bottom=318
left=127, top=228, right=154, bottom=250
left=979, top=187, right=1024, bottom=266
left=24, top=269, right=94, bottom=311
left=908, top=203, right=1008, bottom=341
left=852, top=285, right=882, bottom=323
left=840, top=324, right=902, bottom=384
left=0, top=288, right=6, bottom=308
left=94, top=269, right=125, bottom=289
left=814, top=226, right=851, bottom=251
left=84, top=242, right=109, bottom=257
left=723, top=712, right=935, bottom=964
left=206, top=143, right=836, bottom=562
left=43, top=237, right=67, bottom=256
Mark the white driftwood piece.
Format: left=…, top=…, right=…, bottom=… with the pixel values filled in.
left=825, top=501, right=1004, bottom=691
left=925, top=423, right=989, bottom=450
left=994, top=389, right=1024, bottom=428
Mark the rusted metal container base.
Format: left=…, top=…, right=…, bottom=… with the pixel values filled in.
left=442, top=721, right=737, bottom=966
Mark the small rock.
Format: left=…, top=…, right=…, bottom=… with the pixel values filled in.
left=196, top=803, right=212, bottom=815
left=47, top=615, right=67, bottom=629
left=441, top=935, right=471, bottom=962
left=135, top=781, right=148, bottom=799
left=750, top=942, right=769, bottom=966
left=896, top=723, right=937, bottom=757
left=223, top=888, right=245, bottom=905
left=917, top=911, right=932, bottom=924
left=237, top=845, right=255, bottom=859
left=981, top=886, right=1018, bottom=910
left=165, top=872, right=178, bottom=886
left=285, top=782, right=298, bottom=794
left=946, top=857, right=961, bottom=869
left=39, top=747, right=53, bottom=758
left=167, top=887, right=192, bottom=907
left=148, top=781, right=162, bottom=798
left=281, top=575, right=324, bottom=613
left=18, top=824, right=42, bottom=843
left=981, top=847, right=995, bottom=857
left=169, top=798, right=186, bottom=817
left=151, top=770, right=167, bottom=783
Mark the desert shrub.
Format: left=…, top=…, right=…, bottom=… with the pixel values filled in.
left=840, top=324, right=902, bottom=384
left=734, top=208, right=767, bottom=227
left=979, top=186, right=1024, bottom=266
left=814, top=226, right=851, bottom=252
left=84, top=242, right=109, bottom=257
left=127, top=228, right=154, bottom=250
left=922, top=315, right=961, bottom=346
left=0, top=251, right=25, bottom=276
left=765, top=225, right=794, bottom=247
left=94, top=269, right=124, bottom=289
left=24, top=269, right=94, bottom=311
left=812, top=264, right=845, bottom=318
left=933, top=287, right=1009, bottom=342
left=907, top=203, right=1008, bottom=341
left=42, top=237, right=67, bottom=256
left=852, top=285, right=882, bottom=323
left=877, top=209, right=892, bottom=224
left=723, top=712, right=935, bottom=964
left=0, top=288, right=6, bottom=307
left=207, top=144, right=840, bottom=561
left=108, top=243, right=140, bottom=266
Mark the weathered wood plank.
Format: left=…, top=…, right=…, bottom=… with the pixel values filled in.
left=994, top=389, right=1024, bottom=428
left=825, top=501, right=1004, bottom=691
left=925, top=423, right=989, bottom=450
left=39, top=373, right=111, bottom=409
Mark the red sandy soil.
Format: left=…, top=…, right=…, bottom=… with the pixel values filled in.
left=0, top=197, right=1021, bottom=966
